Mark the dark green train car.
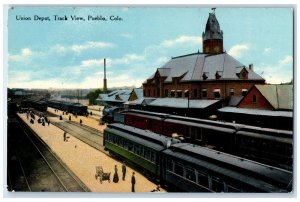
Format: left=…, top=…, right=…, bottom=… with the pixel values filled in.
left=103, top=123, right=180, bottom=179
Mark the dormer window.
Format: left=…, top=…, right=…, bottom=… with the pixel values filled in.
left=239, top=68, right=248, bottom=79
left=202, top=73, right=208, bottom=80
left=215, top=71, right=222, bottom=79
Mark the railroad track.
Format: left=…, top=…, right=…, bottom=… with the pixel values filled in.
left=7, top=115, right=90, bottom=192
left=51, top=120, right=104, bottom=152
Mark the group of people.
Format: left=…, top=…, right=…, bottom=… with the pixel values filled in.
left=26, top=110, right=50, bottom=126
left=112, top=162, right=136, bottom=192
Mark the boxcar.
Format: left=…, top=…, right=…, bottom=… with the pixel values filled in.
left=161, top=143, right=293, bottom=192
left=103, top=123, right=180, bottom=179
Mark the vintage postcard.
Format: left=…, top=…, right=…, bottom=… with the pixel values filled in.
left=4, top=5, right=294, bottom=197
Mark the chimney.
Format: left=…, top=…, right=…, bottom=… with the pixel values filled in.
left=249, top=64, right=253, bottom=71
left=103, top=58, right=107, bottom=93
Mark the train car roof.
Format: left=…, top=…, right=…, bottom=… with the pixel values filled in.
left=163, top=143, right=292, bottom=191
left=106, top=123, right=180, bottom=150
left=164, top=117, right=237, bottom=133
left=127, top=109, right=169, bottom=118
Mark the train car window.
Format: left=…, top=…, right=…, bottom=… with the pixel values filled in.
left=174, top=162, right=184, bottom=177
left=134, top=145, right=142, bottom=156
left=144, top=148, right=151, bottom=160
left=128, top=142, right=133, bottom=151
left=123, top=140, right=128, bottom=149
left=212, top=177, right=224, bottom=192
left=150, top=151, right=156, bottom=163
left=197, top=171, right=208, bottom=188
left=166, top=159, right=173, bottom=171
left=185, top=167, right=196, bottom=182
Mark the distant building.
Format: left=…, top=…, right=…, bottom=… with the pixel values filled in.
left=96, top=88, right=143, bottom=107
left=143, top=11, right=265, bottom=103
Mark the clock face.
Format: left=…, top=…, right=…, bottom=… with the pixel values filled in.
left=205, top=47, right=210, bottom=53
left=214, top=46, right=220, bottom=52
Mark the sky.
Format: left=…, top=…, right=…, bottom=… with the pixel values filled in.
left=6, top=6, right=294, bottom=89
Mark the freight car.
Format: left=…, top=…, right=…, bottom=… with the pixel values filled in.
left=124, top=109, right=293, bottom=171
left=21, top=99, right=48, bottom=112
left=47, top=100, right=88, bottom=115
left=104, top=123, right=292, bottom=193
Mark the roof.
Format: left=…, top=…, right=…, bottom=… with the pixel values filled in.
left=228, top=96, right=244, bottom=107
left=132, top=88, right=144, bottom=99
left=218, top=107, right=293, bottom=117
left=255, top=85, right=293, bottom=110
left=144, top=52, right=265, bottom=84
left=148, top=98, right=220, bottom=109
left=96, top=89, right=132, bottom=103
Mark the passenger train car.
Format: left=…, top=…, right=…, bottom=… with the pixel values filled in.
left=103, top=123, right=180, bottom=178
left=21, top=99, right=48, bottom=112
left=124, top=109, right=293, bottom=171
left=104, top=123, right=292, bottom=193
left=47, top=100, right=88, bottom=115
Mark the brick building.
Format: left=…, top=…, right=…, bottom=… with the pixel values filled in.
left=143, top=11, right=265, bottom=102
left=218, top=84, right=293, bottom=129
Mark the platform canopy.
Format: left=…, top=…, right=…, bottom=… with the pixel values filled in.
left=148, top=98, right=220, bottom=109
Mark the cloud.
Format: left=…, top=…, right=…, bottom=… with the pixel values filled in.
left=71, top=41, right=115, bottom=53
left=279, top=55, right=293, bottom=66
left=49, top=41, right=115, bottom=54
left=263, top=47, right=272, bottom=54
left=9, top=48, right=33, bottom=61
left=256, top=55, right=293, bottom=84
left=228, top=44, right=249, bottom=58
left=161, top=35, right=202, bottom=48
left=121, top=33, right=133, bottom=39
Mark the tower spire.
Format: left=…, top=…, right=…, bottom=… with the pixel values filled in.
left=202, top=10, right=223, bottom=54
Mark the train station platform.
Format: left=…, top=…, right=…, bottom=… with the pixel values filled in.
left=47, top=107, right=106, bottom=133
left=17, top=112, right=165, bottom=193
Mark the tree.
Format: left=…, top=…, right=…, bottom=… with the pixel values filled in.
left=86, top=89, right=103, bottom=105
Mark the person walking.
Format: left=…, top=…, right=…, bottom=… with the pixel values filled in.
left=63, top=131, right=67, bottom=142
left=113, top=165, right=119, bottom=183
left=122, top=161, right=126, bottom=181
left=80, top=119, right=82, bottom=126
left=131, top=172, right=136, bottom=192
left=69, top=115, right=71, bottom=121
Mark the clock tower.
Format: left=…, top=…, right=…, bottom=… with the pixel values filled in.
left=202, top=9, right=224, bottom=54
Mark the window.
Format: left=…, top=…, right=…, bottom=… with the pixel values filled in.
left=177, top=90, right=182, bottom=98
left=174, top=162, right=184, bottom=176
left=230, top=88, right=234, bottom=96
left=253, top=95, right=257, bottom=103
left=170, top=90, right=175, bottom=97
left=197, top=171, right=208, bottom=188
left=184, top=90, right=189, bottom=98
left=214, top=89, right=221, bottom=99
left=166, top=159, right=173, bottom=171
left=242, top=89, right=248, bottom=96
left=165, top=89, right=169, bottom=97
left=194, top=89, right=198, bottom=98
left=202, top=89, right=207, bottom=98
left=185, top=167, right=196, bottom=182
